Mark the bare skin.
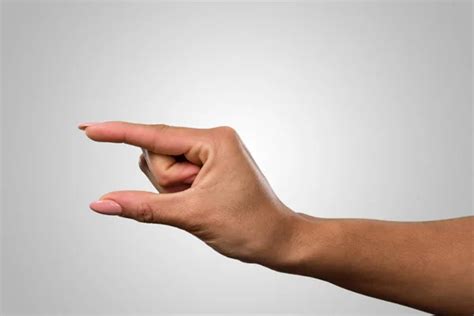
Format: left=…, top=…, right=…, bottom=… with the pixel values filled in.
left=79, top=121, right=474, bottom=315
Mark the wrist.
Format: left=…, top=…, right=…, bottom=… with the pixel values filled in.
left=266, top=211, right=343, bottom=279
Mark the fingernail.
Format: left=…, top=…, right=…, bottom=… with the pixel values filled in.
left=89, top=200, right=122, bottom=215
left=78, top=122, right=100, bottom=130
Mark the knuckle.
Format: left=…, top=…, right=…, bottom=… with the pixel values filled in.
left=135, top=201, right=156, bottom=223
left=149, top=124, right=171, bottom=153
left=213, top=126, right=239, bottom=142
left=157, top=173, right=173, bottom=187
left=216, top=125, right=237, bottom=135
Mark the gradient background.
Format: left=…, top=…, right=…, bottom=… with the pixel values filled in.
left=1, top=1, right=472, bottom=315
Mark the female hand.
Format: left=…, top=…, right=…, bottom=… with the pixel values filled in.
left=80, top=121, right=474, bottom=315
left=80, top=122, right=300, bottom=268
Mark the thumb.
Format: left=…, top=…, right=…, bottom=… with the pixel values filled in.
left=89, top=190, right=187, bottom=226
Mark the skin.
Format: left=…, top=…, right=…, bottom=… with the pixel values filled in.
left=79, top=121, right=474, bottom=315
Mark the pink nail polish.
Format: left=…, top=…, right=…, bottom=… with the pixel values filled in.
left=89, top=200, right=122, bottom=215
left=78, top=122, right=100, bottom=130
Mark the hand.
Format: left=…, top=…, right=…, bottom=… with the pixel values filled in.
left=79, top=121, right=474, bottom=315
left=80, top=122, right=300, bottom=268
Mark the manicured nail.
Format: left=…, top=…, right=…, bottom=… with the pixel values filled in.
left=78, top=122, right=100, bottom=130
left=89, top=200, right=122, bottom=215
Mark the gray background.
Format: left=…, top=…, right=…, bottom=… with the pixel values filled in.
left=1, top=1, right=472, bottom=315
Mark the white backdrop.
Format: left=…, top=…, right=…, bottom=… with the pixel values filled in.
left=1, top=1, right=472, bottom=315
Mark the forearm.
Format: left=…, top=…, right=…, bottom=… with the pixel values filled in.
left=81, top=122, right=472, bottom=314
left=273, top=214, right=474, bottom=314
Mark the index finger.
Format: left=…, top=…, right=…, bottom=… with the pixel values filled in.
left=79, top=121, right=202, bottom=156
